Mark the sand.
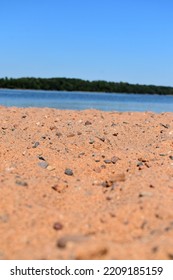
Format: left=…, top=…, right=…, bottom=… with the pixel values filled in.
left=0, top=106, right=173, bottom=260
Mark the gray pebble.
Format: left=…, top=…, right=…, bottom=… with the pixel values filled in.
left=15, top=180, right=28, bottom=187
left=32, top=141, right=40, bottom=148
left=104, top=159, right=112, bottom=164
left=64, top=168, right=73, bottom=176
left=38, top=161, right=49, bottom=169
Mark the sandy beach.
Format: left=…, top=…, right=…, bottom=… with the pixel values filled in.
left=0, top=106, right=173, bottom=260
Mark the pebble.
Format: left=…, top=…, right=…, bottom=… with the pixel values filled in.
left=38, top=155, right=46, bottom=161
left=111, top=156, right=119, bottom=164
left=57, top=234, right=88, bottom=249
left=56, top=132, right=62, bottom=137
left=169, top=156, right=173, bottom=160
left=160, top=123, right=170, bottom=129
left=67, top=133, right=75, bottom=137
left=50, top=125, right=57, bottom=130
left=53, top=222, right=63, bottom=231
left=85, top=120, right=92, bottom=126
left=38, top=161, right=49, bottom=169
left=15, top=180, right=28, bottom=187
left=139, top=192, right=153, bottom=198
left=64, top=168, right=73, bottom=176
left=32, top=141, right=40, bottom=148
left=97, top=136, right=105, bottom=142
left=89, top=139, right=95, bottom=144
left=104, top=159, right=112, bottom=164
left=47, top=165, right=55, bottom=171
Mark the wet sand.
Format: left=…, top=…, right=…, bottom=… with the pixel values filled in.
left=0, top=106, right=173, bottom=260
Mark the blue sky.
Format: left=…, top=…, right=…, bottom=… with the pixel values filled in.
left=1, top=0, right=173, bottom=86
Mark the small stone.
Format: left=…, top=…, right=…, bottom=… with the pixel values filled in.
left=169, top=156, right=173, bottom=160
left=64, top=168, right=73, bottom=176
left=85, top=120, right=92, bottom=126
left=38, top=161, right=49, bottom=169
left=67, top=133, right=75, bottom=137
left=56, top=132, right=62, bottom=137
left=53, top=222, right=63, bottom=231
left=139, top=192, right=153, bottom=198
left=97, top=136, right=105, bottom=142
left=89, top=139, right=95, bottom=144
left=137, top=161, right=143, bottom=167
left=47, top=165, right=55, bottom=171
left=57, top=235, right=88, bottom=249
left=159, top=153, right=167, bottom=156
left=32, top=141, right=40, bottom=148
left=38, top=155, right=46, bottom=161
left=111, top=156, right=119, bottom=164
left=104, top=159, right=112, bottom=164
left=160, top=123, right=170, bottom=129
left=138, top=157, right=147, bottom=162
left=15, top=180, right=28, bottom=187
left=50, top=125, right=57, bottom=130
left=113, top=133, right=118, bottom=136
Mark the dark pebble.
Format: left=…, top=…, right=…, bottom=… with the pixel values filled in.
left=97, top=136, right=105, bottom=142
left=111, top=122, right=117, bottom=127
left=53, top=222, right=63, bottom=231
left=15, top=180, right=28, bottom=187
left=38, top=155, right=46, bottom=161
left=104, top=159, right=112, bottom=164
left=64, top=168, right=73, bottom=176
left=50, top=126, right=57, bottom=130
left=32, top=141, right=40, bottom=148
left=169, top=156, right=173, bottom=160
left=111, top=156, right=119, bottom=164
left=85, top=120, right=92, bottom=125
left=89, top=139, right=95, bottom=144
left=160, top=123, right=170, bottom=129
left=56, top=132, right=62, bottom=137
left=38, top=161, right=49, bottom=169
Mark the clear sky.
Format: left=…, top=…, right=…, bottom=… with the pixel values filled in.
left=1, top=0, right=173, bottom=86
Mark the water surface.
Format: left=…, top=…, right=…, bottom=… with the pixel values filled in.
left=0, top=89, right=173, bottom=112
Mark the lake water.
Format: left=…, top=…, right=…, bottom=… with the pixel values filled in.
left=0, top=89, right=173, bottom=113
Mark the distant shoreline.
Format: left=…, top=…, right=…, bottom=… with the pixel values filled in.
left=0, top=87, right=173, bottom=96
left=0, top=77, right=173, bottom=95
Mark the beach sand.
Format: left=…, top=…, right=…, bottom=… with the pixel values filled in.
left=0, top=106, right=173, bottom=260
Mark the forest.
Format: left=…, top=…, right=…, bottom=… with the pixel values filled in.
left=0, top=77, right=173, bottom=95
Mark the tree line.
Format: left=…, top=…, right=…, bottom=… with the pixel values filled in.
left=0, top=77, right=173, bottom=95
